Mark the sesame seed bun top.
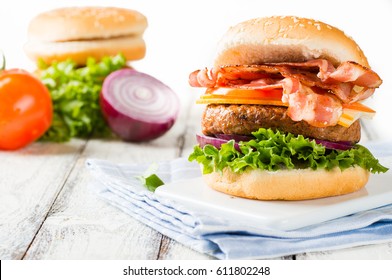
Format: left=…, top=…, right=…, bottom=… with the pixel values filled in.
left=214, top=16, right=369, bottom=68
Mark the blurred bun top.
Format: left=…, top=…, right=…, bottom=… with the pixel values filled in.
left=27, top=6, right=147, bottom=42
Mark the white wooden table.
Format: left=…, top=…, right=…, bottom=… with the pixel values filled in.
left=1, top=0, right=392, bottom=261
left=1, top=95, right=391, bottom=260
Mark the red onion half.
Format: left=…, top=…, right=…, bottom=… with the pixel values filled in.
left=101, top=69, right=180, bottom=142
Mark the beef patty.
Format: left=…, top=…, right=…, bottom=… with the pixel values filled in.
left=202, top=104, right=361, bottom=143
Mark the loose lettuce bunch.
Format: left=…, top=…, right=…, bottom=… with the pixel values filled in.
left=38, top=54, right=127, bottom=142
left=189, top=128, right=388, bottom=174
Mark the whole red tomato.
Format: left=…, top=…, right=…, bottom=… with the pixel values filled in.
left=0, top=69, right=53, bottom=150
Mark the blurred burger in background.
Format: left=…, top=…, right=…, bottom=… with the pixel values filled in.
left=24, top=6, right=147, bottom=65
left=188, top=16, right=388, bottom=201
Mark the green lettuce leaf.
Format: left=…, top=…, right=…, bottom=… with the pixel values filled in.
left=188, top=128, right=388, bottom=174
left=38, top=54, right=127, bottom=142
left=136, top=163, right=165, bottom=192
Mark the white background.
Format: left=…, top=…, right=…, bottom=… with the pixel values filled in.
left=1, top=0, right=391, bottom=139
left=1, top=259, right=390, bottom=280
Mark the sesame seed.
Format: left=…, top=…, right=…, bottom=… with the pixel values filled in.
left=117, top=15, right=125, bottom=22
left=279, top=27, right=286, bottom=32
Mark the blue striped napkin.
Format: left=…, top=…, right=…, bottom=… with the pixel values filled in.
left=86, top=141, right=392, bottom=259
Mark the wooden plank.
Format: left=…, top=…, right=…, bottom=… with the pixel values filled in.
left=0, top=140, right=86, bottom=259
left=23, top=147, right=163, bottom=259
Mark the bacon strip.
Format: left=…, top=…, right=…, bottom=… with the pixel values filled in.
left=273, top=65, right=354, bottom=103
left=281, top=79, right=342, bottom=127
left=188, top=65, right=280, bottom=87
left=216, top=65, right=280, bottom=86
left=266, top=60, right=382, bottom=87
left=328, top=61, right=382, bottom=87
left=266, top=59, right=336, bottom=81
left=189, top=68, right=216, bottom=87
left=264, top=60, right=381, bottom=102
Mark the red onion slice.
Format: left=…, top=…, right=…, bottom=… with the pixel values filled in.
left=314, top=139, right=354, bottom=150
left=101, top=69, right=180, bottom=142
left=197, top=133, right=241, bottom=151
left=197, top=132, right=354, bottom=152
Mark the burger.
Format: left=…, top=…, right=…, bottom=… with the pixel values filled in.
left=24, top=6, right=147, bottom=65
left=188, top=16, right=388, bottom=200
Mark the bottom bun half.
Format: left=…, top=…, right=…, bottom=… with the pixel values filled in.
left=202, top=166, right=369, bottom=200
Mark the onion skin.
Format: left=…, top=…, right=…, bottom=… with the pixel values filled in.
left=101, top=69, right=179, bottom=142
